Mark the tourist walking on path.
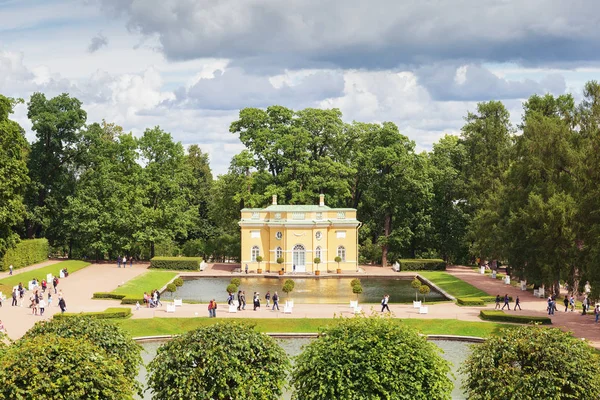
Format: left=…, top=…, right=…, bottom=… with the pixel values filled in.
left=495, top=295, right=501, bottom=310
left=272, top=291, right=280, bottom=311
left=208, top=299, right=217, bottom=318
left=47, top=292, right=52, bottom=307
left=8, top=264, right=12, bottom=275
left=501, top=294, right=510, bottom=311
left=58, top=297, right=66, bottom=313
left=265, top=291, right=271, bottom=307
left=564, top=296, right=569, bottom=312
left=118, top=256, right=121, bottom=268
left=547, top=297, right=555, bottom=315
left=381, top=294, right=391, bottom=313
left=53, top=277, right=59, bottom=294
left=129, top=256, right=133, bottom=267
left=569, top=295, right=575, bottom=312
left=240, top=291, right=246, bottom=310
left=123, top=255, right=127, bottom=268
left=245, top=264, right=249, bottom=274
left=237, top=290, right=242, bottom=311
left=514, top=296, right=521, bottom=310
left=11, top=289, right=17, bottom=307
left=595, top=305, right=600, bottom=323
left=39, top=298, right=46, bottom=316
left=253, top=292, right=261, bottom=311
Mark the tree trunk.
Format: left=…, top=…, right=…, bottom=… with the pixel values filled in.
left=150, top=242, right=155, bottom=259
left=381, top=211, right=391, bottom=267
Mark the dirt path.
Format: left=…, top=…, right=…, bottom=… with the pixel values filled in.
left=446, top=265, right=600, bottom=347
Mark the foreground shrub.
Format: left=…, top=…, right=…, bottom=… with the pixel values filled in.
left=462, top=325, right=600, bottom=399
left=457, top=297, right=485, bottom=306
left=147, top=322, right=289, bottom=399
left=398, top=259, right=446, bottom=271
left=0, top=335, right=134, bottom=399
left=150, top=256, right=202, bottom=270
left=0, top=238, right=49, bottom=271
left=55, top=307, right=132, bottom=319
left=23, top=316, right=142, bottom=385
left=291, top=316, right=452, bottom=400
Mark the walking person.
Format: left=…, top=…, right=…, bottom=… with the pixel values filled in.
left=118, top=256, right=121, bottom=268
left=272, top=291, right=280, bottom=311
left=241, top=291, right=246, bottom=310
left=265, top=291, right=271, bottom=307
left=8, top=264, right=13, bottom=275
left=123, top=255, right=128, bottom=269
left=595, top=305, right=600, bottom=323
left=53, top=277, right=58, bottom=294
left=47, top=292, right=52, bottom=307
left=237, top=290, right=242, bottom=311
left=514, top=296, right=522, bottom=310
left=564, top=296, right=569, bottom=312
left=253, top=292, right=261, bottom=311
left=58, top=297, right=66, bottom=313
left=39, top=297, right=46, bottom=316
left=495, top=294, right=501, bottom=310
left=569, top=295, right=575, bottom=312
left=381, top=294, right=391, bottom=313
left=245, top=264, right=249, bottom=274
left=501, top=294, right=510, bottom=311
left=154, top=289, right=162, bottom=307
left=11, top=289, right=17, bottom=307
left=129, top=256, right=133, bottom=268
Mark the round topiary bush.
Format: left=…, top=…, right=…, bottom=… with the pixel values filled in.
left=226, top=283, right=237, bottom=294
left=147, top=322, right=290, bottom=399
left=462, top=325, right=600, bottom=399
left=166, top=283, right=177, bottom=292
left=173, top=277, right=184, bottom=287
left=230, top=277, right=241, bottom=287
left=291, top=316, right=452, bottom=399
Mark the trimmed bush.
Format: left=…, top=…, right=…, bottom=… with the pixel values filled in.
left=165, top=283, right=177, bottom=292
left=457, top=297, right=485, bottom=306
left=0, top=238, right=49, bottom=271
left=121, top=297, right=144, bottom=305
left=481, top=295, right=512, bottom=303
left=479, top=310, right=551, bottom=325
left=93, top=292, right=126, bottom=300
left=398, top=259, right=446, bottom=271
left=55, top=307, right=132, bottom=319
left=173, top=277, right=184, bottom=287
left=496, top=273, right=506, bottom=280
left=150, top=256, right=202, bottom=270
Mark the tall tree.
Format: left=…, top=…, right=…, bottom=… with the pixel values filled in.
left=24, top=93, right=87, bottom=243
left=0, top=95, right=29, bottom=258
left=184, top=145, right=214, bottom=240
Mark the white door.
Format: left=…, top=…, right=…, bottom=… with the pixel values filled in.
left=292, top=244, right=306, bottom=272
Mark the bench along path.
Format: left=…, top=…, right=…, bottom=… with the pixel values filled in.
left=2, top=262, right=148, bottom=340
left=446, top=265, right=600, bottom=348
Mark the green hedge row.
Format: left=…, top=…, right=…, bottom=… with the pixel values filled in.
left=0, top=238, right=49, bottom=271
left=92, top=293, right=126, bottom=300
left=481, top=295, right=513, bottom=303
left=457, top=297, right=485, bottom=306
left=398, top=259, right=446, bottom=271
left=479, top=310, right=551, bottom=325
left=55, top=307, right=132, bottom=319
left=150, top=256, right=202, bottom=270
left=121, top=297, right=144, bottom=305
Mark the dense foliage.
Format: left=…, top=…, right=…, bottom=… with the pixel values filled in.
left=0, top=238, right=48, bottom=270
left=462, top=325, right=600, bottom=399
left=0, top=335, right=134, bottom=400
left=399, top=259, right=446, bottom=271
left=478, top=310, right=551, bottom=324
left=23, top=316, right=142, bottom=385
left=290, top=316, right=452, bottom=399
left=150, top=256, right=202, bottom=270
left=147, top=322, right=289, bottom=400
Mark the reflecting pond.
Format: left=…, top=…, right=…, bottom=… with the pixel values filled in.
left=161, top=276, right=449, bottom=304
left=136, top=338, right=472, bottom=400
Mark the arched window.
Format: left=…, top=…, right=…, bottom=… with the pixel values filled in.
left=315, top=246, right=322, bottom=259
left=251, top=246, right=260, bottom=262
left=337, top=246, right=346, bottom=262
left=293, top=244, right=306, bottom=267
left=276, top=246, right=283, bottom=259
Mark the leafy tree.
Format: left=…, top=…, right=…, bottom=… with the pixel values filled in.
left=291, top=316, right=452, bottom=399
left=282, top=279, right=295, bottom=298
left=256, top=255, right=263, bottom=270
left=313, top=257, right=321, bottom=272
left=226, top=283, right=237, bottom=294
left=411, top=278, right=422, bottom=301
left=23, top=316, right=142, bottom=385
left=462, top=325, right=600, bottom=400
left=419, top=284, right=430, bottom=302
left=24, top=92, right=87, bottom=242
left=147, top=323, right=289, bottom=400
left=0, top=335, right=134, bottom=399
left=0, top=95, right=29, bottom=259
left=351, top=280, right=363, bottom=299
left=231, top=277, right=241, bottom=287
left=184, top=144, right=214, bottom=240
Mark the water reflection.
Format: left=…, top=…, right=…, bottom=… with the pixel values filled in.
left=161, top=277, right=448, bottom=304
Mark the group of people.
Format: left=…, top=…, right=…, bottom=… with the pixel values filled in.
left=141, top=290, right=162, bottom=308
left=9, top=276, right=66, bottom=315
left=117, top=255, right=134, bottom=268
left=494, top=294, right=522, bottom=311
left=227, top=290, right=281, bottom=311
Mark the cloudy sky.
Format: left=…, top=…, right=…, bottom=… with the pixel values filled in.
left=1, top=0, right=599, bottom=175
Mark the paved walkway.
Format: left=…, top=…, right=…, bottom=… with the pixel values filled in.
left=4, top=261, right=600, bottom=349
left=446, top=265, right=600, bottom=347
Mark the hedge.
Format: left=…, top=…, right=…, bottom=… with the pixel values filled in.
left=0, top=238, right=49, bottom=271
left=121, top=297, right=144, bottom=305
left=150, top=257, right=202, bottom=270
left=481, top=295, right=512, bottom=303
left=479, top=310, right=552, bottom=325
left=457, top=297, right=485, bottom=306
left=398, top=259, right=446, bottom=271
left=55, top=307, right=132, bottom=319
left=92, top=293, right=126, bottom=300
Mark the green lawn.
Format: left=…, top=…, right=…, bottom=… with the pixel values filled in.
left=111, top=271, right=177, bottom=298
left=419, top=271, right=488, bottom=298
left=113, top=317, right=510, bottom=338
left=0, top=260, right=91, bottom=291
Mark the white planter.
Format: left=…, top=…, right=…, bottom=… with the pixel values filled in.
left=350, top=300, right=358, bottom=308
left=504, top=276, right=511, bottom=285
left=166, top=304, right=176, bottom=313
left=228, top=305, right=237, bottom=313
left=174, top=299, right=183, bottom=307
left=419, top=306, right=428, bottom=314
left=284, top=306, right=292, bottom=314
left=480, top=266, right=485, bottom=274
left=491, top=271, right=497, bottom=279
left=413, top=301, right=422, bottom=308
left=285, top=300, right=294, bottom=308
left=520, top=281, right=527, bottom=291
